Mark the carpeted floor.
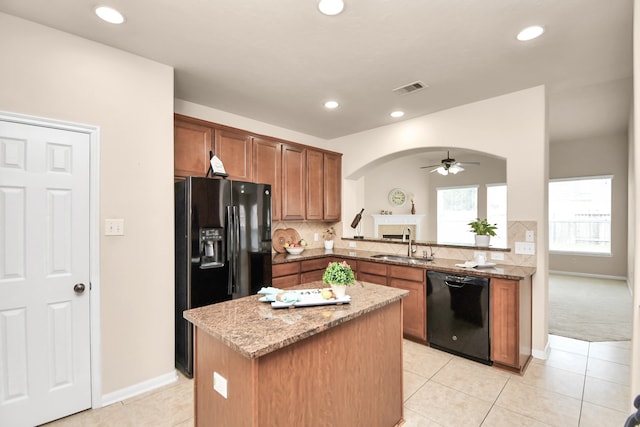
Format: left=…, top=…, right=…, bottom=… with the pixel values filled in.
left=548, top=274, right=632, bottom=342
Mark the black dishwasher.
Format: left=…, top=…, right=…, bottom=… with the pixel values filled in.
left=427, top=271, right=491, bottom=365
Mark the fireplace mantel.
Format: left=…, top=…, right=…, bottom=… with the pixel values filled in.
left=371, top=214, right=426, bottom=239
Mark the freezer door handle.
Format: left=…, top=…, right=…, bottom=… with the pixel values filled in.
left=226, top=206, right=235, bottom=295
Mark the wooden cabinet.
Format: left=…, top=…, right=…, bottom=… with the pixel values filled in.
left=174, top=115, right=341, bottom=221
left=272, top=262, right=300, bottom=288
left=306, top=149, right=342, bottom=221
left=323, top=152, right=342, bottom=221
left=357, top=261, right=388, bottom=285
left=300, top=258, right=332, bottom=283
left=388, top=266, right=426, bottom=341
left=174, top=118, right=213, bottom=178
left=306, top=149, right=324, bottom=220
left=490, top=277, right=532, bottom=373
left=214, top=128, right=252, bottom=181
left=253, top=138, right=282, bottom=221
left=281, top=144, right=306, bottom=220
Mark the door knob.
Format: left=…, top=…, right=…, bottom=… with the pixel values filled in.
left=74, top=283, right=86, bottom=294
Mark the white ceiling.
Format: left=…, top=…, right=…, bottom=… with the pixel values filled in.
left=0, top=0, right=633, bottom=141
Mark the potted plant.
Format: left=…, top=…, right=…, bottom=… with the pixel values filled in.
left=323, top=226, right=336, bottom=250
left=468, top=218, right=497, bottom=247
left=322, top=261, right=355, bottom=298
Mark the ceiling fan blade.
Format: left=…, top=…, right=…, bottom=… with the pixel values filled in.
left=457, top=161, right=480, bottom=166
left=420, top=164, right=443, bottom=169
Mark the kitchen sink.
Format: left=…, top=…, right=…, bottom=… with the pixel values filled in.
left=370, top=254, right=426, bottom=264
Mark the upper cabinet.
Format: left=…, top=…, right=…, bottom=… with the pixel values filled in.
left=281, top=144, right=306, bottom=221
left=253, top=138, right=282, bottom=221
left=323, top=152, right=342, bottom=221
left=174, top=119, right=213, bottom=178
left=174, top=114, right=341, bottom=222
left=306, top=149, right=342, bottom=221
left=214, top=129, right=252, bottom=181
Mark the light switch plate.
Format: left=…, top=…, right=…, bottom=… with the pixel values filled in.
left=349, top=241, right=357, bottom=248
left=515, top=242, right=535, bottom=255
left=105, top=218, right=124, bottom=236
left=490, top=252, right=505, bottom=261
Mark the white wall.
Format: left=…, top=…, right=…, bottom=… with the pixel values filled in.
left=332, top=87, right=550, bottom=354
left=630, top=0, right=640, bottom=406
left=0, top=13, right=175, bottom=396
left=175, top=99, right=329, bottom=150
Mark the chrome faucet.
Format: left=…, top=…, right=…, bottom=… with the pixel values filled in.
left=404, top=227, right=417, bottom=257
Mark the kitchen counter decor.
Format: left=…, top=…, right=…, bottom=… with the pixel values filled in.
left=322, top=260, right=355, bottom=298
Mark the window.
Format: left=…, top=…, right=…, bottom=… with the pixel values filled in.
left=437, top=185, right=478, bottom=245
left=487, top=184, right=507, bottom=248
left=548, top=176, right=612, bottom=255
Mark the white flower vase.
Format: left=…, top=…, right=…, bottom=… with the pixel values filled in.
left=324, top=240, right=334, bottom=250
left=331, top=284, right=347, bottom=299
left=474, top=234, right=491, bottom=247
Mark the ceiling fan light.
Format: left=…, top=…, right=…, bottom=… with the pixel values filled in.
left=318, top=0, right=344, bottom=16
left=449, top=165, right=464, bottom=174
left=436, top=167, right=448, bottom=176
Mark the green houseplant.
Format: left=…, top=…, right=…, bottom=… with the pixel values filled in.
left=322, top=261, right=355, bottom=298
left=468, top=218, right=497, bottom=247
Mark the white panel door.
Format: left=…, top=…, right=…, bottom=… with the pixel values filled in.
left=0, top=121, right=91, bottom=426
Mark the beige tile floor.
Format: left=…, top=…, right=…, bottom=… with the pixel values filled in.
left=44, top=335, right=632, bottom=427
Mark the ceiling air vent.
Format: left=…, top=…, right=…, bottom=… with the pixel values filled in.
left=392, top=81, right=427, bottom=95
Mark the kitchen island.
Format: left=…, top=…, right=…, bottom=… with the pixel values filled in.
left=184, top=281, right=409, bottom=427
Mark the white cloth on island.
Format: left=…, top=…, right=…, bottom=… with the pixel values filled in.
left=257, top=287, right=301, bottom=303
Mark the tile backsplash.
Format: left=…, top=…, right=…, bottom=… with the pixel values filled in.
left=272, top=220, right=537, bottom=267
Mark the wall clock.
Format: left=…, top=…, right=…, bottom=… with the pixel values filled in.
left=388, top=188, right=407, bottom=207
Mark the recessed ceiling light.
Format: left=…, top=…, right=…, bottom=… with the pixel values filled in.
left=390, top=111, right=405, bottom=118
left=95, top=6, right=125, bottom=24
left=324, top=101, right=339, bottom=109
left=517, top=25, right=544, bottom=41
left=318, top=0, right=344, bottom=16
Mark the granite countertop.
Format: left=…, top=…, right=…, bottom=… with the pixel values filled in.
left=272, top=248, right=536, bottom=281
left=183, top=280, right=408, bottom=359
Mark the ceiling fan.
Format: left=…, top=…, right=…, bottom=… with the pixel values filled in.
left=420, top=151, right=480, bottom=175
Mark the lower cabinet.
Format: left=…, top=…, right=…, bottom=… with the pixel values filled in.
left=388, top=266, right=427, bottom=341
left=272, top=262, right=300, bottom=288
left=490, top=277, right=532, bottom=373
left=357, top=260, right=388, bottom=285
left=300, top=258, right=331, bottom=283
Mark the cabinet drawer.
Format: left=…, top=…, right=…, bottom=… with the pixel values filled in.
left=301, top=270, right=325, bottom=283
left=358, top=260, right=388, bottom=276
left=273, top=262, right=300, bottom=277
left=358, top=272, right=387, bottom=286
left=389, top=265, right=425, bottom=282
left=272, top=274, right=299, bottom=289
left=301, top=258, right=331, bottom=272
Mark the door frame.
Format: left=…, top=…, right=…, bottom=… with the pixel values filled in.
left=0, top=110, right=102, bottom=408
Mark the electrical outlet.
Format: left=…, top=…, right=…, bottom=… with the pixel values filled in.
left=515, top=242, right=535, bottom=255
left=525, top=230, right=535, bottom=242
left=314, top=233, right=319, bottom=241
left=213, top=372, right=227, bottom=399
left=349, top=241, right=357, bottom=248
left=105, top=218, right=124, bottom=236
left=490, top=252, right=505, bottom=261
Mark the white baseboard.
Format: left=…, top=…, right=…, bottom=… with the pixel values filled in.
left=548, top=270, right=627, bottom=281
left=100, top=370, right=179, bottom=408
left=532, top=340, right=551, bottom=360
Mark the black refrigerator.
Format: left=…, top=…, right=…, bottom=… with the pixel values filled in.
left=175, top=176, right=272, bottom=377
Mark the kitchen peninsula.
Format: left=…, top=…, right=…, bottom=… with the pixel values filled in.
left=184, top=281, right=408, bottom=427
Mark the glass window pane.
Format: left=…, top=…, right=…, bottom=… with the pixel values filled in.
left=437, top=186, right=478, bottom=244
left=548, top=177, right=612, bottom=254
